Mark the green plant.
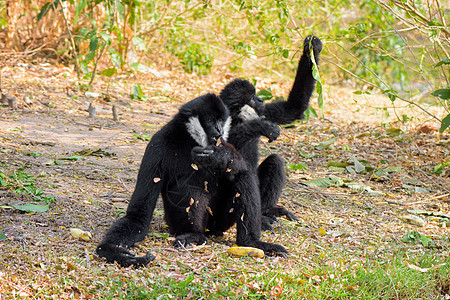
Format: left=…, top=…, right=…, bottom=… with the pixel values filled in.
left=402, top=230, right=434, bottom=248
left=130, top=84, right=148, bottom=101
left=0, top=167, right=55, bottom=203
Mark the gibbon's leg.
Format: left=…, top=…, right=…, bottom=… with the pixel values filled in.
left=258, top=154, right=297, bottom=224
left=162, top=181, right=210, bottom=248
left=232, top=169, right=287, bottom=255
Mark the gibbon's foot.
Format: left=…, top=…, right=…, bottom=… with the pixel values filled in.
left=96, top=244, right=155, bottom=268
left=261, top=215, right=277, bottom=233
left=265, top=207, right=298, bottom=222
left=174, top=232, right=207, bottom=248
left=205, top=229, right=224, bottom=237
left=304, top=35, right=323, bottom=58
left=243, top=240, right=288, bottom=258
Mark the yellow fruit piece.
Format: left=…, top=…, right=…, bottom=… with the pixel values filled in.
left=70, top=228, right=93, bottom=242
left=227, top=246, right=264, bottom=258
left=398, top=215, right=425, bottom=227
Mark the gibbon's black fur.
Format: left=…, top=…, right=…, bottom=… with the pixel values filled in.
left=96, top=93, right=231, bottom=267
left=220, top=35, right=322, bottom=230
left=96, top=93, right=286, bottom=268
left=191, top=140, right=287, bottom=254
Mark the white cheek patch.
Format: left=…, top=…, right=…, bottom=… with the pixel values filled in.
left=186, top=116, right=208, bottom=147
left=222, top=116, right=232, bottom=141
left=239, top=104, right=259, bottom=121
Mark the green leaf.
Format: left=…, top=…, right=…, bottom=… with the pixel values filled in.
left=304, top=176, right=344, bottom=188
left=374, top=169, right=388, bottom=177
left=286, top=163, right=307, bottom=170
left=310, top=43, right=323, bottom=117
left=432, top=161, right=450, bottom=174
left=385, top=128, right=403, bottom=137
left=439, top=113, right=450, bottom=133
left=133, top=134, right=152, bottom=141
left=37, top=1, right=58, bottom=22
left=130, top=62, right=150, bottom=73
left=89, top=36, right=99, bottom=52
left=432, top=89, right=450, bottom=100
left=101, top=68, right=117, bottom=77
left=73, top=0, right=87, bottom=25
left=315, top=137, right=337, bottom=151
left=385, top=166, right=402, bottom=172
left=132, top=37, right=147, bottom=51
left=420, top=235, right=433, bottom=247
left=402, top=230, right=421, bottom=243
left=256, top=89, right=273, bottom=101
left=327, top=161, right=348, bottom=168
left=383, top=90, right=397, bottom=103
left=99, top=32, right=112, bottom=45
left=435, top=58, right=450, bottom=68
left=80, top=62, right=90, bottom=74
left=60, top=156, right=83, bottom=161
left=0, top=232, right=6, bottom=241
left=13, top=203, right=49, bottom=213
left=353, top=90, right=371, bottom=95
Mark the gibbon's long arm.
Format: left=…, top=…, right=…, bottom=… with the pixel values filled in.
left=264, top=35, right=322, bottom=124
left=96, top=143, right=162, bottom=267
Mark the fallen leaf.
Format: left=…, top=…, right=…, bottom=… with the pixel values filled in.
left=315, top=137, right=337, bottom=150
left=318, top=227, right=327, bottom=236
left=206, top=206, right=213, bottom=216
left=13, top=203, right=49, bottom=213
left=305, top=176, right=344, bottom=188
left=67, top=262, right=76, bottom=272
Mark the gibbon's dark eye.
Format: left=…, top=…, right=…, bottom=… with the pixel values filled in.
left=254, top=95, right=263, bottom=104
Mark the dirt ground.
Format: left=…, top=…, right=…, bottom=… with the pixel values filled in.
left=0, top=61, right=449, bottom=298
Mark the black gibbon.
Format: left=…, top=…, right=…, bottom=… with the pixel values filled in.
left=96, top=93, right=286, bottom=267
left=220, top=35, right=322, bottom=230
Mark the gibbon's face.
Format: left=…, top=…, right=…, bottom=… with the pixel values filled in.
left=239, top=94, right=264, bottom=122
left=202, top=115, right=232, bottom=144
left=185, top=94, right=232, bottom=147
left=220, top=79, right=265, bottom=122
left=186, top=115, right=231, bottom=147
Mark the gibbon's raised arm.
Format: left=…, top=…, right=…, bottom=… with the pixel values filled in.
left=263, top=35, right=322, bottom=124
